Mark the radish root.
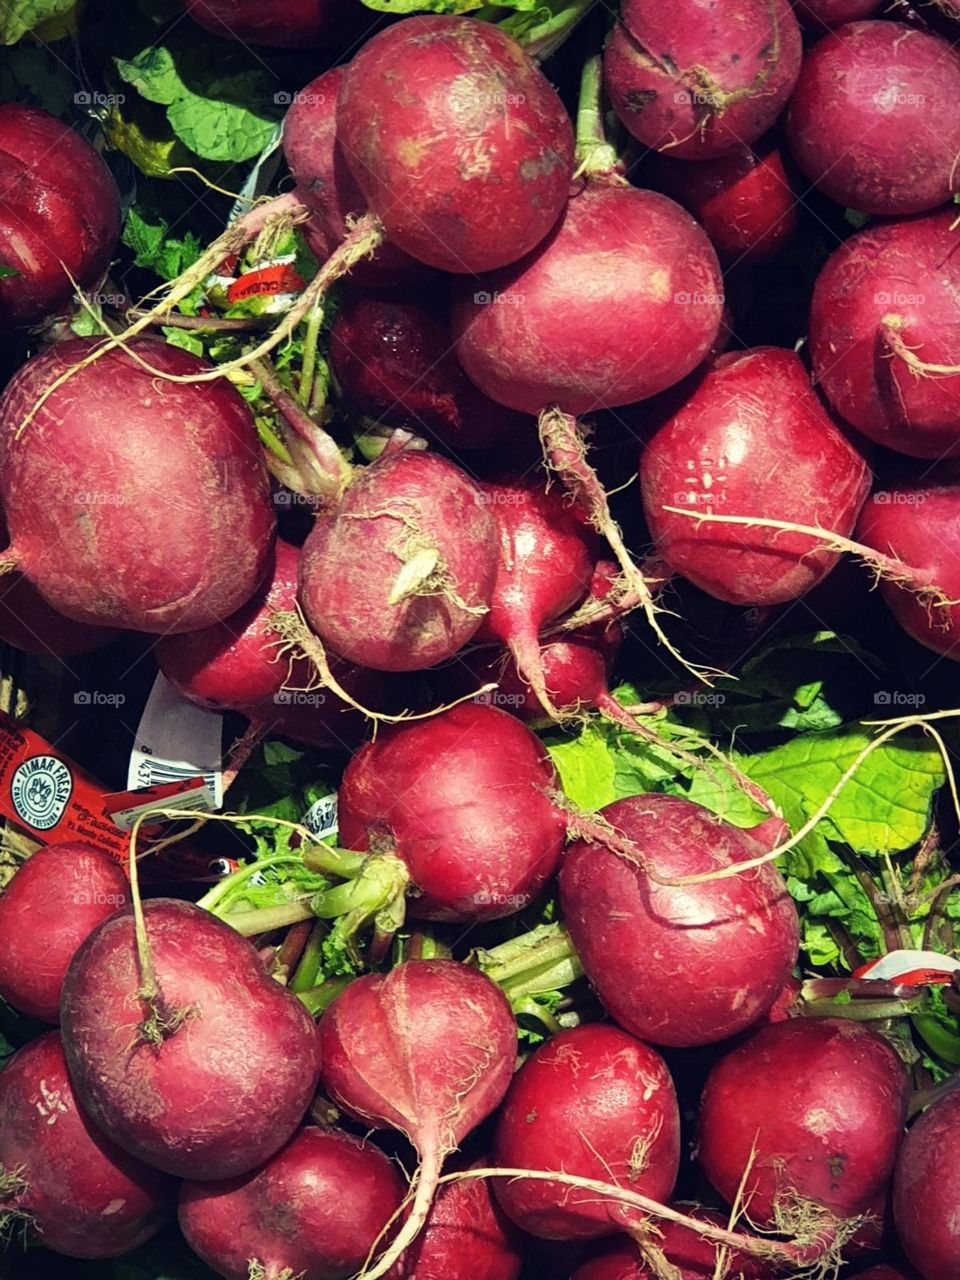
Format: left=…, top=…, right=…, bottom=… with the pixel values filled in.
left=662, top=505, right=959, bottom=623
left=540, top=409, right=722, bottom=683
left=881, top=315, right=960, bottom=378
left=441, top=1167, right=854, bottom=1275
left=359, top=1148, right=444, bottom=1280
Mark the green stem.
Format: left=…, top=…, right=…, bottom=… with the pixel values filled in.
left=196, top=854, right=306, bottom=914
left=224, top=900, right=316, bottom=936
left=472, top=923, right=583, bottom=1000
left=298, top=301, right=325, bottom=409
left=297, top=976, right=353, bottom=1016
left=302, top=844, right=368, bottom=879
left=574, top=55, right=623, bottom=180
left=289, top=922, right=325, bottom=993
left=799, top=996, right=923, bottom=1021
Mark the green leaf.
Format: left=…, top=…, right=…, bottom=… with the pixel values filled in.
left=114, top=45, right=185, bottom=106
left=161, top=327, right=205, bottom=357
left=166, top=84, right=280, bottom=162
left=744, top=724, right=944, bottom=878
left=0, top=264, right=20, bottom=280
left=122, top=207, right=202, bottom=282
left=0, top=0, right=77, bottom=43
left=0, top=45, right=75, bottom=115
left=546, top=722, right=618, bottom=812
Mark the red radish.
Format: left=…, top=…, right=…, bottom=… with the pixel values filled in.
left=893, top=1088, right=960, bottom=1279
left=336, top=16, right=574, bottom=274
left=178, top=1125, right=406, bottom=1280
left=785, top=21, right=960, bottom=215
left=0, top=1032, right=175, bottom=1257
left=283, top=67, right=424, bottom=288
left=183, top=0, right=364, bottom=45
left=0, top=105, right=120, bottom=331
left=0, top=338, right=275, bottom=633
left=645, top=138, right=799, bottom=266
left=317, top=959, right=517, bottom=1278
left=793, top=0, right=884, bottom=26
left=452, top=181, right=722, bottom=415
left=297, top=447, right=498, bottom=672
left=469, top=476, right=598, bottom=715
left=337, top=702, right=567, bottom=921
left=641, top=347, right=872, bottom=606
left=0, top=570, right=119, bottom=656
left=809, top=211, right=960, bottom=458
left=395, top=1155, right=525, bottom=1280
left=856, top=482, right=960, bottom=659
left=699, top=1019, right=909, bottom=1226
left=156, top=539, right=383, bottom=748
left=492, top=1023, right=680, bottom=1240
left=559, top=794, right=799, bottom=1047
left=0, top=843, right=128, bottom=1023
left=60, top=898, right=321, bottom=1179
left=328, top=293, right=525, bottom=451
left=603, top=0, right=801, bottom=160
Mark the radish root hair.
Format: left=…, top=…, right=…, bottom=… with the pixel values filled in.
left=270, top=605, right=497, bottom=726
left=540, top=409, right=724, bottom=684
left=881, top=314, right=960, bottom=379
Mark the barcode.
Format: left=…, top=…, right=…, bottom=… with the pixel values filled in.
left=136, top=759, right=216, bottom=789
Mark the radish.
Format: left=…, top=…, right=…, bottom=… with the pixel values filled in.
left=178, top=1125, right=406, bottom=1280
left=336, top=16, right=575, bottom=273
left=297, top=446, right=498, bottom=672
left=283, top=67, right=424, bottom=288
left=337, top=702, right=567, bottom=921
left=470, top=475, right=599, bottom=717
left=0, top=571, right=119, bottom=656
left=856, top=482, right=960, bottom=659
left=893, top=1088, right=960, bottom=1279
left=0, top=843, right=128, bottom=1024
left=0, top=338, right=275, bottom=633
left=641, top=347, right=872, bottom=606
left=328, top=293, right=525, bottom=451
left=451, top=181, right=723, bottom=416
left=699, top=1019, right=910, bottom=1227
left=491, top=1023, right=680, bottom=1240
left=603, top=0, right=801, bottom=160
left=0, top=105, right=120, bottom=331
left=395, top=1155, right=525, bottom=1280
left=60, top=898, right=321, bottom=1179
left=559, top=794, right=799, bottom=1047
left=785, top=21, right=960, bottom=215
left=183, top=0, right=363, bottom=45
left=793, top=0, right=885, bottom=26
left=156, top=539, right=383, bottom=748
left=317, top=958, right=517, bottom=1277
left=0, top=1032, right=175, bottom=1257
left=645, top=138, right=799, bottom=266
left=856, top=1269, right=920, bottom=1280
left=809, top=211, right=960, bottom=458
